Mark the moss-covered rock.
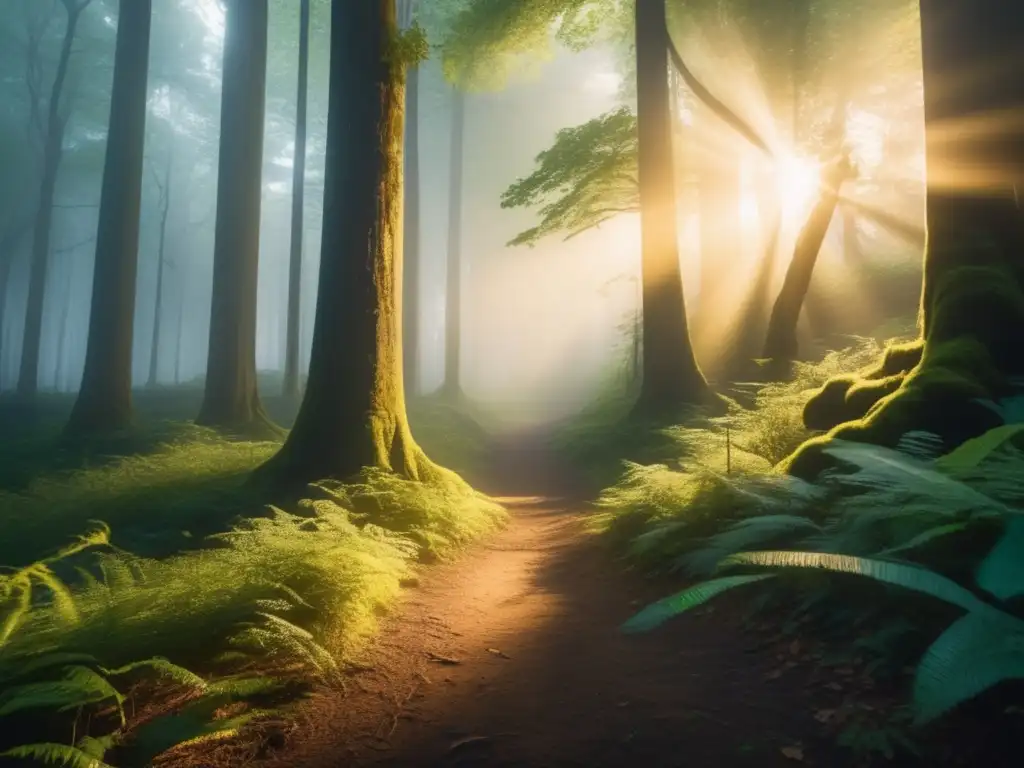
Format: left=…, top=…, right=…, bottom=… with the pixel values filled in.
left=783, top=262, right=1024, bottom=479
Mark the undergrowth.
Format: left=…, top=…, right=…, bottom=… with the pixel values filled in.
left=596, top=334, right=1024, bottom=761
left=0, top=421, right=505, bottom=767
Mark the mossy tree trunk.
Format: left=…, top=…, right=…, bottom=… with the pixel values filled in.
left=632, top=0, right=712, bottom=415
left=196, top=0, right=275, bottom=434
left=257, top=0, right=440, bottom=488
left=399, top=0, right=422, bottom=398
left=66, top=0, right=152, bottom=434
left=441, top=85, right=466, bottom=399
left=785, top=0, right=1024, bottom=476
left=283, top=0, right=310, bottom=402
left=762, top=153, right=855, bottom=365
left=18, top=0, right=89, bottom=399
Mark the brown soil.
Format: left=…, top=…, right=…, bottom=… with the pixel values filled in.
left=248, top=494, right=844, bottom=768
left=171, top=433, right=1016, bottom=768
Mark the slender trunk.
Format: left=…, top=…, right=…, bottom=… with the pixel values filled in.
left=403, top=55, right=422, bottom=397
left=283, top=0, right=310, bottom=400
left=54, top=266, right=72, bottom=391
left=196, top=0, right=275, bottom=433
left=762, top=154, right=853, bottom=363
left=632, top=0, right=711, bottom=414
left=147, top=153, right=172, bottom=388
left=174, top=294, right=183, bottom=385
left=258, top=0, right=439, bottom=487
left=18, top=11, right=84, bottom=398
left=66, top=0, right=152, bottom=433
left=442, top=86, right=465, bottom=398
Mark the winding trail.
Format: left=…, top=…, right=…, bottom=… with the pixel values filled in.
left=247, top=434, right=844, bottom=767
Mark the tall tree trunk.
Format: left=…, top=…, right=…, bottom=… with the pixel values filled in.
left=258, top=0, right=440, bottom=488
left=18, top=1, right=88, bottom=399
left=787, top=0, right=1024, bottom=475
left=147, top=152, right=172, bottom=388
left=196, top=0, right=275, bottom=433
left=0, top=256, right=11, bottom=391
left=402, top=1, right=422, bottom=398
left=66, top=0, right=152, bottom=433
left=174, top=293, right=183, bottom=385
left=54, top=265, right=72, bottom=391
left=283, top=0, right=310, bottom=401
left=632, top=0, right=711, bottom=414
left=441, top=86, right=465, bottom=398
left=762, top=153, right=854, bottom=364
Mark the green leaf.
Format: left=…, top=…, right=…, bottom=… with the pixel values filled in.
left=975, top=517, right=1024, bottom=601
left=0, top=666, right=125, bottom=724
left=874, top=521, right=971, bottom=558
left=0, top=742, right=115, bottom=768
left=721, top=551, right=994, bottom=615
left=913, top=612, right=1024, bottom=723
left=622, top=574, right=775, bottom=633
left=936, top=424, right=1024, bottom=472
left=101, top=657, right=207, bottom=690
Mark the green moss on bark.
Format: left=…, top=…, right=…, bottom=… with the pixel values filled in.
left=784, top=260, right=1024, bottom=478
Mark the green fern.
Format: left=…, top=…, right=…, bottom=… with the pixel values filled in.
left=936, top=424, right=1024, bottom=472
left=0, top=742, right=116, bottom=768
left=622, top=574, right=775, bottom=633
left=975, top=517, right=1024, bottom=601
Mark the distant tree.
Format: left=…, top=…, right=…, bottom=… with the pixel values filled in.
left=258, top=0, right=437, bottom=486
left=66, top=0, right=152, bottom=434
left=18, top=0, right=93, bottom=399
left=282, top=0, right=310, bottom=401
left=146, top=146, right=173, bottom=389
left=196, top=0, right=276, bottom=434
left=441, top=85, right=466, bottom=398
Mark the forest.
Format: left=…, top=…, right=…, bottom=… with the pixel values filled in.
left=0, top=0, right=1021, bottom=766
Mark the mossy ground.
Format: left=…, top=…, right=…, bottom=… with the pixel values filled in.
left=0, top=383, right=504, bottom=762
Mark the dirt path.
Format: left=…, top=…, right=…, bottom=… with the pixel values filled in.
left=248, top=488, right=849, bottom=768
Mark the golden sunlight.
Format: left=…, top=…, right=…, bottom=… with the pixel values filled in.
left=774, top=153, right=821, bottom=221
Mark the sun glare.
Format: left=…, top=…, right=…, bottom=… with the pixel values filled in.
left=775, top=154, right=821, bottom=219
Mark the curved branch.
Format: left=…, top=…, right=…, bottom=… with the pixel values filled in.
left=664, top=29, right=773, bottom=158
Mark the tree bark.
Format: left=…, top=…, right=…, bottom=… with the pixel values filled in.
left=66, top=0, right=151, bottom=433
left=283, top=0, right=310, bottom=401
left=196, top=0, right=275, bottom=434
left=786, top=0, right=1024, bottom=476
left=18, top=0, right=89, bottom=399
left=0, top=219, right=31, bottom=391
left=632, top=0, right=712, bottom=415
left=441, top=85, right=465, bottom=398
left=762, top=154, right=854, bottom=364
left=147, top=152, right=172, bottom=389
left=402, top=11, right=422, bottom=398
left=258, top=0, right=441, bottom=488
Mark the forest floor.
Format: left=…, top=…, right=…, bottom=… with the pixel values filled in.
left=174, top=435, right=901, bottom=768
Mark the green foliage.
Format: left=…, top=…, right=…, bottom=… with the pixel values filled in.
left=0, top=416, right=505, bottom=766
left=438, top=0, right=629, bottom=88
left=615, top=420, right=1024, bottom=727
left=501, top=108, right=638, bottom=246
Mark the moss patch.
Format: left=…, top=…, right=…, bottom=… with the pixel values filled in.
left=784, top=263, right=1024, bottom=478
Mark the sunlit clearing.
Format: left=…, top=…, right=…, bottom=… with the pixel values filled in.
left=774, top=153, right=821, bottom=222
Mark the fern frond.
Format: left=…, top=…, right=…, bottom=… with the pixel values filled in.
left=913, top=612, right=1024, bottom=724
left=0, top=742, right=115, bottom=768
left=622, top=574, right=775, bottom=633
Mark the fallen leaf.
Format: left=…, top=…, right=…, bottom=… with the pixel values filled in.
left=486, top=648, right=511, bottom=659
left=789, top=639, right=802, bottom=656
left=764, top=669, right=784, bottom=681
left=825, top=682, right=843, bottom=691
left=781, top=745, right=805, bottom=760
left=814, top=709, right=836, bottom=723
